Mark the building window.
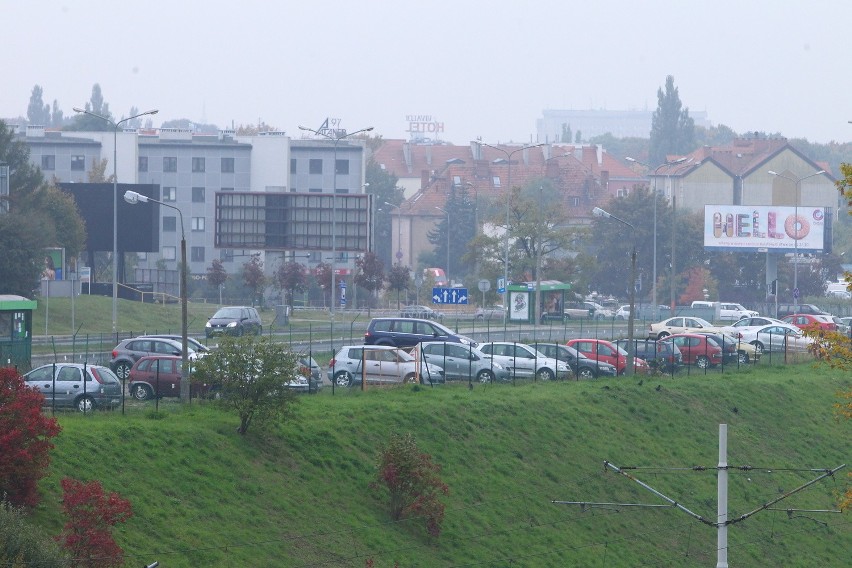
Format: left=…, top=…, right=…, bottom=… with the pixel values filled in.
left=192, top=217, right=205, bottom=231
left=570, top=196, right=580, bottom=207
left=335, top=159, right=349, bottom=175
left=191, top=246, right=205, bottom=262
left=452, top=175, right=462, bottom=186
left=290, top=158, right=297, bottom=174
left=162, top=187, right=176, bottom=202
left=163, top=216, right=176, bottom=232
left=41, top=155, right=55, bottom=170
left=192, top=187, right=205, bottom=203
left=616, top=188, right=629, bottom=198
left=492, top=176, right=501, bottom=187
left=309, top=188, right=322, bottom=193
left=221, top=187, right=234, bottom=192
left=163, top=246, right=176, bottom=261
left=309, top=159, right=323, bottom=174
left=192, top=157, right=205, bottom=172
left=138, top=156, right=148, bottom=172
left=70, top=155, right=85, bottom=171
left=163, top=157, right=177, bottom=172
left=221, top=249, right=234, bottom=262
left=220, top=157, right=234, bottom=173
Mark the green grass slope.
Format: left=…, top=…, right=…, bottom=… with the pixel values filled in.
left=31, top=365, right=850, bottom=567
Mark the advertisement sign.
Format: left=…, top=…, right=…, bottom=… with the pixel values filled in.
left=42, top=248, right=64, bottom=280
left=703, top=205, right=825, bottom=252
left=509, top=291, right=529, bottom=321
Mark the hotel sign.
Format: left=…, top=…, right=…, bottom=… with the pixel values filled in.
left=406, top=114, right=444, bottom=138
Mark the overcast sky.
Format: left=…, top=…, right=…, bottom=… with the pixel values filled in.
left=5, top=1, right=852, bottom=145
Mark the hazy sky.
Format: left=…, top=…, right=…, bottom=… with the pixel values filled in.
left=6, top=1, right=852, bottom=145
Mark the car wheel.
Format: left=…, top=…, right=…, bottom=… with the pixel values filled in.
left=76, top=395, right=95, bottom=413
left=536, top=367, right=555, bottom=381
left=476, top=369, right=494, bottom=383
left=131, top=384, right=153, bottom=401
left=403, top=373, right=418, bottom=384
left=695, top=355, right=710, bottom=369
left=114, top=361, right=131, bottom=380
left=334, top=371, right=353, bottom=388
left=750, top=341, right=764, bottom=355
left=578, top=367, right=595, bottom=380
left=475, top=314, right=484, bottom=320
left=657, top=332, right=670, bottom=339
left=737, top=352, right=750, bottom=365
left=236, top=326, right=244, bottom=337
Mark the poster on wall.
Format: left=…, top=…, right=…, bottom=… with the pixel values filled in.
left=703, top=205, right=825, bottom=252
left=509, top=291, right=529, bottom=321
left=42, top=248, right=65, bottom=280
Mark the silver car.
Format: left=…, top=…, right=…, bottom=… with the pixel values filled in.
left=417, top=341, right=510, bottom=383
left=326, top=345, right=445, bottom=387
left=23, top=363, right=122, bottom=412
left=477, top=342, right=571, bottom=381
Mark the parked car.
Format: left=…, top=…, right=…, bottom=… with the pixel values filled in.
left=205, top=306, right=263, bottom=338
left=364, top=317, right=476, bottom=349
left=138, top=334, right=210, bottom=353
left=781, top=314, right=837, bottom=332
left=400, top=304, right=443, bottom=320
left=613, top=338, right=682, bottom=372
left=23, top=363, right=122, bottom=412
left=693, top=331, right=761, bottom=365
left=661, top=333, right=724, bottom=369
left=110, top=337, right=201, bottom=380
left=776, top=303, right=829, bottom=318
left=690, top=301, right=758, bottom=321
left=736, top=323, right=814, bottom=354
left=417, top=341, right=510, bottom=383
left=127, top=355, right=212, bottom=400
left=615, top=305, right=631, bottom=320
left=719, top=316, right=786, bottom=336
left=477, top=342, right=571, bottom=381
left=835, top=316, right=852, bottom=336
left=326, top=345, right=444, bottom=387
left=529, top=342, right=618, bottom=379
left=474, top=304, right=506, bottom=321
left=647, top=316, right=720, bottom=340
left=297, top=355, right=324, bottom=392
left=566, top=338, right=650, bottom=375
left=583, top=301, right=614, bottom=320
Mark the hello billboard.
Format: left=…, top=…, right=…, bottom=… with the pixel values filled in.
left=703, top=205, right=826, bottom=252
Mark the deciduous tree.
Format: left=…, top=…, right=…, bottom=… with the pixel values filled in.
left=275, top=261, right=307, bottom=308
left=242, top=255, right=266, bottom=306
left=355, top=252, right=385, bottom=310
left=192, top=336, right=300, bottom=435
left=57, top=478, right=132, bottom=568
left=27, top=85, right=51, bottom=126
left=0, top=368, right=62, bottom=508
left=0, top=502, right=69, bottom=567
left=386, top=263, right=411, bottom=309
left=372, top=432, right=448, bottom=538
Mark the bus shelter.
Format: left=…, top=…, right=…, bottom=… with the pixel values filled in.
left=506, top=280, right=572, bottom=323
left=0, top=295, right=36, bottom=371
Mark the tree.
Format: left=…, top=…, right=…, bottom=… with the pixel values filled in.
left=192, top=336, right=301, bottom=435
left=51, top=99, right=64, bottom=127
left=386, top=263, right=411, bottom=309
left=372, top=432, right=448, bottom=538
left=207, top=259, right=228, bottom=303
left=57, top=478, right=132, bottom=568
left=313, top=262, right=332, bottom=307
left=355, top=252, right=385, bottom=310
left=274, top=261, right=307, bottom=308
left=366, top=159, right=405, bottom=268
left=427, top=184, right=476, bottom=281
left=649, top=75, right=695, bottom=166
left=0, top=367, right=62, bottom=508
left=242, top=255, right=266, bottom=306
left=27, top=85, right=51, bottom=126
left=64, top=84, right=112, bottom=131
left=560, top=123, right=572, bottom=143
left=1, top=503, right=69, bottom=567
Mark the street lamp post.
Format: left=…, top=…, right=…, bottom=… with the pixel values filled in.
left=298, top=125, right=373, bottom=342
left=384, top=201, right=404, bottom=264
left=479, top=142, right=545, bottom=324
left=435, top=206, right=450, bottom=285
left=123, top=190, right=190, bottom=403
left=626, top=156, right=686, bottom=321
left=593, top=207, right=637, bottom=376
left=768, top=169, right=825, bottom=310
left=72, top=107, right=159, bottom=338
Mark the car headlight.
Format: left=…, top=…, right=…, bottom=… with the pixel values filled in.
left=205, top=322, right=212, bottom=328
left=226, top=321, right=237, bottom=328
left=557, top=363, right=569, bottom=371
left=459, top=338, right=472, bottom=345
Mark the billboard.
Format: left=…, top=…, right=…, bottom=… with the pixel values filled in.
left=703, top=205, right=826, bottom=253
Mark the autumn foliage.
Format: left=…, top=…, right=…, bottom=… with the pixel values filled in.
left=373, top=432, right=448, bottom=538
left=0, top=367, right=61, bottom=508
left=57, top=478, right=132, bottom=568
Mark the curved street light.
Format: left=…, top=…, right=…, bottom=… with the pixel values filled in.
left=72, top=107, right=159, bottom=338
left=124, top=190, right=189, bottom=403
left=593, top=206, right=637, bottom=376
left=767, top=169, right=825, bottom=310
left=297, top=125, right=373, bottom=342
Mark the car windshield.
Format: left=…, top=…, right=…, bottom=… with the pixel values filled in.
left=213, top=308, right=242, bottom=318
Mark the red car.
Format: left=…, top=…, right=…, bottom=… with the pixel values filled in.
left=566, top=338, right=649, bottom=375
left=781, top=314, right=837, bottom=332
left=127, top=355, right=210, bottom=400
left=661, top=333, right=724, bottom=369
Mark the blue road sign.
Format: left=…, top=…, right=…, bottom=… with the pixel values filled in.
left=432, top=287, right=469, bottom=305
left=497, top=277, right=506, bottom=294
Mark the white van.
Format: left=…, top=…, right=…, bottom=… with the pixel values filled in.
left=691, top=301, right=758, bottom=321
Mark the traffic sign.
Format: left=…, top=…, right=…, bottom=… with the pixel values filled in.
left=497, top=277, right=506, bottom=294
left=793, top=287, right=800, bottom=299
left=432, top=287, right=469, bottom=305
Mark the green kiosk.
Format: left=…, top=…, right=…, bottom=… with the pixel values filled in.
left=506, top=280, right=572, bottom=323
left=0, top=295, right=36, bottom=371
